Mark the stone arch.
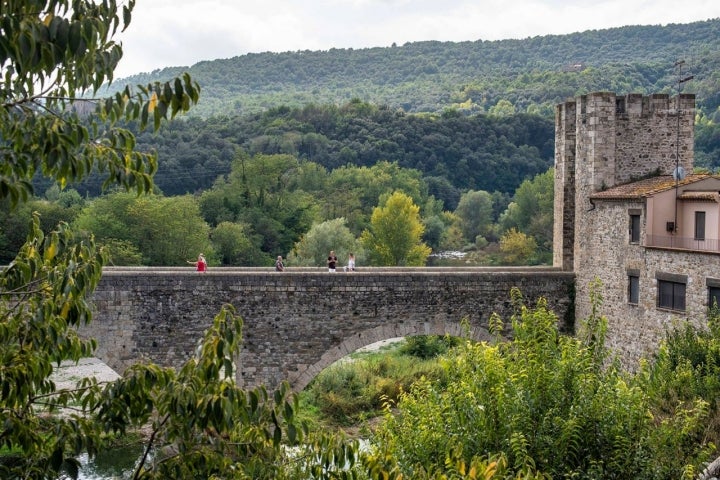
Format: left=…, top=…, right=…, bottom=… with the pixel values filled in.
left=288, top=319, right=498, bottom=391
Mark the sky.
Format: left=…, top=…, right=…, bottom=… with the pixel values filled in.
left=113, top=0, right=720, bottom=78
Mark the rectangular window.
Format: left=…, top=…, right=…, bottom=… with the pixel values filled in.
left=629, top=214, right=641, bottom=243
left=658, top=280, right=686, bottom=311
left=628, top=275, right=639, bottom=304
left=709, top=286, right=720, bottom=312
left=695, top=211, right=706, bottom=240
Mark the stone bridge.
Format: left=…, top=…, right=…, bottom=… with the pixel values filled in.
left=83, top=267, right=575, bottom=391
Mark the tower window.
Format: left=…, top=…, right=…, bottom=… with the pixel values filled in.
left=629, top=214, right=641, bottom=244
left=628, top=275, right=639, bottom=304
left=695, top=211, right=706, bottom=240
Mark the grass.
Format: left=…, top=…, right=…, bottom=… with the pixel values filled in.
left=298, top=337, right=451, bottom=432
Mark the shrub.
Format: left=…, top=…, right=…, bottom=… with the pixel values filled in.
left=371, top=288, right=713, bottom=479
left=399, top=335, right=460, bottom=359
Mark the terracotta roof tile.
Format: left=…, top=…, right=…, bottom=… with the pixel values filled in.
left=678, top=191, right=719, bottom=202
left=589, top=174, right=716, bottom=200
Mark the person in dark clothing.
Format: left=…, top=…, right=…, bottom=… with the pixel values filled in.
left=327, top=250, right=337, bottom=272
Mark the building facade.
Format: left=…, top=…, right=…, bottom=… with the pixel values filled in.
left=554, top=91, right=720, bottom=365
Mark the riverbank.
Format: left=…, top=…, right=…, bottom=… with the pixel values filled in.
left=51, top=357, right=121, bottom=389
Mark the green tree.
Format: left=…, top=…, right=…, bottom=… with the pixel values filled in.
left=211, top=221, right=265, bottom=266
left=360, top=191, right=431, bottom=266
left=324, top=161, right=427, bottom=235
left=0, top=3, right=360, bottom=479
left=199, top=153, right=318, bottom=259
left=454, top=189, right=495, bottom=244
left=499, top=168, right=554, bottom=255
left=488, top=99, right=516, bottom=117
left=130, top=195, right=212, bottom=265
left=102, top=238, right=143, bottom=266
left=73, top=192, right=213, bottom=265
left=289, top=217, right=361, bottom=267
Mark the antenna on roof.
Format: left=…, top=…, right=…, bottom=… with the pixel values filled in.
left=673, top=59, right=693, bottom=236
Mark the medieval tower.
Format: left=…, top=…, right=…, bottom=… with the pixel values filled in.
left=553, top=92, right=708, bottom=363
left=554, top=91, right=696, bottom=273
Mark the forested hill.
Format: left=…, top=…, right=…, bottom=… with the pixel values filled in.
left=127, top=101, right=553, bottom=208
left=78, top=18, right=720, bottom=206
left=112, top=19, right=720, bottom=118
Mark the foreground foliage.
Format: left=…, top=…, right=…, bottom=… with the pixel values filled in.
left=368, top=287, right=715, bottom=479
left=0, top=216, right=362, bottom=479
left=1, top=1, right=360, bottom=478
left=1, top=0, right=200, bottom=205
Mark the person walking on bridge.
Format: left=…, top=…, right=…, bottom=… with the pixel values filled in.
left=344, top=253, right=356, bottom=272
left=187, top=253, right=207, bottom=273
left=327, top=250, right=338, bottom=272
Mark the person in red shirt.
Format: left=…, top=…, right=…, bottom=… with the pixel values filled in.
left=187, top=253, right=207, bottom=272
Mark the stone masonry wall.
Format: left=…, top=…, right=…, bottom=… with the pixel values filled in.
left=556, top=92, right=700, bottom=367
left=614, top=93, right=695, bottom=185
left=575, top=199, right=720, bottom=365
left=83, top=268, right=575, bottom=390
left=553, top=100, right=576, bottom=271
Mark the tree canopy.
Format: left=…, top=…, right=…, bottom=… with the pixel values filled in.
left=109, top=20, right=720, bottom=120
left=361, top=191, right=431, bottom=266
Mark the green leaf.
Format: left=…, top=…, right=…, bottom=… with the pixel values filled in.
left=68, top=21, right=82, bottom=55
left=287, top=423, right=297, bottom=443
left=273, top=425, right=282, bottom=447
left=50, top=447, right=63, bottom=472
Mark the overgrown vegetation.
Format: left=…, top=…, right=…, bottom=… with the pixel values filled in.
left=300, top=337, right=450, bottom=428
left=360, top=286, right=719, bottom=479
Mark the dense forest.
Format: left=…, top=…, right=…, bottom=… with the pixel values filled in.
left=107, top=19, right=720, bottom=118
left=86, top=19, right=720, bottom=201
left=20, top=19, right=718, bottom=269
left=125, top=103, right=553, bottom=203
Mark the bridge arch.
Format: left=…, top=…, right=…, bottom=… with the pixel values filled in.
left=84, top=267, right=574, bottom=390
left=291, top=320, right=497, bottom=391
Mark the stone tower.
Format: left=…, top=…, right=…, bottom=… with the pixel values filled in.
left=553, top=92, right=696, bottom=272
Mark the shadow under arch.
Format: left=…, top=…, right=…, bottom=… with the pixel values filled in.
left=288, top=319, right=500, bottom=391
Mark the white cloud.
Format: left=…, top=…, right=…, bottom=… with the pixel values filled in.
left=113, top=0, right=720, bottom=78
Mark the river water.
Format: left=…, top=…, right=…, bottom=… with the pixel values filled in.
left=76, top=445, right=144, bottom=479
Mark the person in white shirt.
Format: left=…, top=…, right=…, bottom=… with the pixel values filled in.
left=344, top=253, right=356, bottom=272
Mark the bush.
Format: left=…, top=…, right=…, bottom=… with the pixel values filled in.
left=303, top=343, right=450, bottom=427
left=371, top=288, right=713, bottom=479
left=399, top=335, right=460, bottom=359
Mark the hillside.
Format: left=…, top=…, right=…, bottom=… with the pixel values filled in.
left=71, top=19, right=720, bottom=203
left=109, top=19, right=720, bottom=118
